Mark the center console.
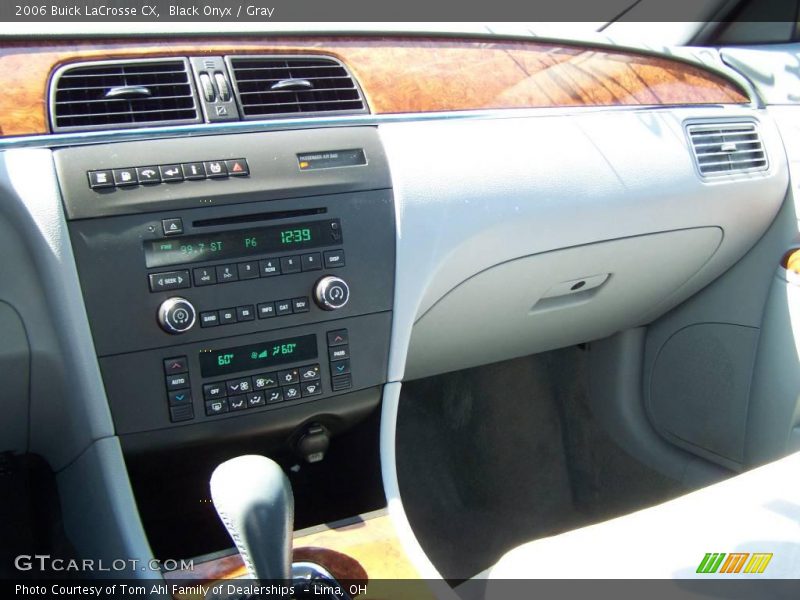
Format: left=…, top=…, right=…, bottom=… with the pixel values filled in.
left=54, top=127, right=395, bottom=451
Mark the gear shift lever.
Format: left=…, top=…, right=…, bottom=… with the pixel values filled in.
left=210, top=455, right=294, bottom=580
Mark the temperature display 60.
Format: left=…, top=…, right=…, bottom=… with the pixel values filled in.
left=199, top=334, right=318, bottom=378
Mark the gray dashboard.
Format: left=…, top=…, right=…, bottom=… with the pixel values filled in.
left=0, top=82, right=793, bottom=577
left=0, top=105, right=791, bottom=464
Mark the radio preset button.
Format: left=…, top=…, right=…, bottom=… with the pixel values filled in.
left=193, top=267, right=217, bottom=286
left=280, top=256, right=301, bottom=274
left=157, top=297, right=196, bottom=334
left=149, top=270, right=190, bottom=293
left=216, top=264, right=238, bottom=283
left=238, top=261, right=260, bottom=280
left=259, top=259, right=280, bottom=277
left=301, top=253, right=322, bottom=271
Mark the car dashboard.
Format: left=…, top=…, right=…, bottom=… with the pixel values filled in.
left=0, top=31, right=794, bottom=582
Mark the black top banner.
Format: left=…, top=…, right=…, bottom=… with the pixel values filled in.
left=0, top=0, right=797, bottom=23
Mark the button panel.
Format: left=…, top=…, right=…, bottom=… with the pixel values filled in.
left=200, top=297, right=310, bottom=327
left=163, top=356, right=194, bottom=422
left=327, top=329, right=352, bottom=391
left=202, top=364, right=322, bottom=417
left=87, top=158, right=249, bottom=190
left=148, top=250, right=342, bottom=293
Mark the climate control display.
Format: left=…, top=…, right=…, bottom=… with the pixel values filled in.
left=199, top=334, right=317, bottom=378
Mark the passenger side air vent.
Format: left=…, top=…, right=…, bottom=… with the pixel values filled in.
left=688, top=122, right=768, bottom=177
left=227, top=56, right=367, bottom=119
left=50, top=58, right=201, bottom=131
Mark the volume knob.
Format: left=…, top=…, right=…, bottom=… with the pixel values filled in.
left=314, top=276, right=350, bottom=311
left=158, top=297, right=197, bottom=334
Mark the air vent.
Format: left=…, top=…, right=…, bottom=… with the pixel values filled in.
left=50, top=58, right=201, bottom=131
left=227, top=56, right=367, bottom=119
left=688, top=122, right=768, bottom=177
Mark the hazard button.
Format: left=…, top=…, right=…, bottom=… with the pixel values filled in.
left=162, top=218, right=183, bottom=236
left=225, top=158, right=249, bottom=177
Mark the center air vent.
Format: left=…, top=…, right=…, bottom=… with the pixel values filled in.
left=50, top=58, right=201, bottom=132
left=227, top=56, right=367, bottom=119
left=688, top=122, right=768, bottom=177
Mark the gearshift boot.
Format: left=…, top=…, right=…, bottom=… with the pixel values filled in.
left=210, top=455, right=294, bottom=580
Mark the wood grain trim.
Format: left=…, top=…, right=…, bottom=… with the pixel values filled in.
left=0, top=36, right=749, bottom=137
left=164, top=513, right=419, bottom=598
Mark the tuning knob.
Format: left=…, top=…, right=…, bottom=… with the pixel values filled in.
left=158, top=297, right=196, bottom=334
left=313, top=276, right=350, bottom=311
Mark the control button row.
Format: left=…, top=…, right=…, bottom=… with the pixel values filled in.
left=203, top=365, right=321, bottom=401
left=88, top=159, right=249, bottom=189
left=149, top=250, right=343, bottom=294
left=200, top=297, right=309, bottom=328
left=163, top=356, right=194, bottom=422
left=203, top=365, right=322, bottom=416
left=326, top=329, right=352, bottom=392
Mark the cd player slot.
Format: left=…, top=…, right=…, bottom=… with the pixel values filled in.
left=193, top=207, right=327, bottom=228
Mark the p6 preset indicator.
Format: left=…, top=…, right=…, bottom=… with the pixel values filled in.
left=144, top=218, right=342, bottom=268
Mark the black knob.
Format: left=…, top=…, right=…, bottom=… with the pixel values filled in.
left=313, top=276, right=350, bottom=311
left=158, top=297, right=196, bottom=334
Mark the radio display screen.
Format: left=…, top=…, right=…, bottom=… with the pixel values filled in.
left=144, top=219, right=340, bottom=268
left=199, top=334, right=318, bottom=378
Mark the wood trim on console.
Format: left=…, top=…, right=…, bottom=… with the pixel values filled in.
left=165, top=513, right=419, bottom=599
left=0, top=36, right=749, bottom=137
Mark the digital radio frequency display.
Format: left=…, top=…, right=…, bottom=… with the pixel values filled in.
left=200, top=334, right=318, bottom=378
left=144, top=219, right=341, bottom=268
